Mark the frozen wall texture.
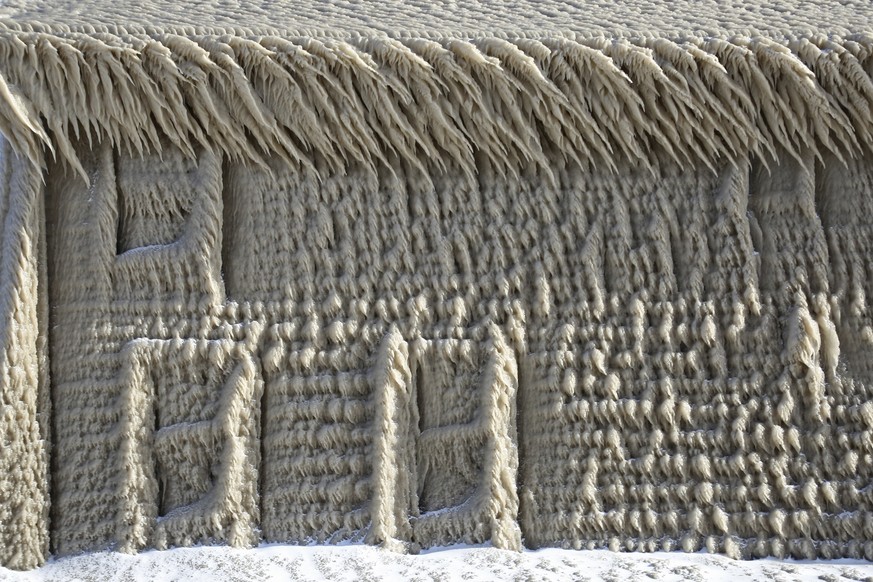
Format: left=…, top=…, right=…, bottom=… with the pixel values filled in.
left=1, top=20, right=873, bottom=569
left=0, top=138, right=49, bottom=570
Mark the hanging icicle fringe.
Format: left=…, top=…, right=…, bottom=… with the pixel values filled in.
left=0, top=22, right=872, bottom=182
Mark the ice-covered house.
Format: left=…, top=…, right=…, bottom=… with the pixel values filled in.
left=2, top=0, right=873, bottom=570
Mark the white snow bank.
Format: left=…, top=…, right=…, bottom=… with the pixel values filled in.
left=2, top=544, right=873, bottom=582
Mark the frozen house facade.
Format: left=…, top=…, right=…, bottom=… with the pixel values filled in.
left=2, top=0, right=873, bottom=570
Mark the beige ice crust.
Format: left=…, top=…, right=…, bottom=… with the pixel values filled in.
left=0, top=1, right=873, bottom=572
left=0, top=0, right=871, bottom=36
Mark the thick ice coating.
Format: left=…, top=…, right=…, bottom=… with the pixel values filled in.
left=1, top=5, right=873, bottom=570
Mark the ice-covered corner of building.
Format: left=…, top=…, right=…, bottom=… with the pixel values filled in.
left=1, top=13, right=873, bottom=571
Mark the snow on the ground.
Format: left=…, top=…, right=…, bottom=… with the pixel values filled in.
left=3, top=544, right=873, bottom=582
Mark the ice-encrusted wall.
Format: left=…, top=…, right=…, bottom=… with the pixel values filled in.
left=0, top=137, right=49, bottom=571
left=27, top=137, right=873, bottom=564
left=1, top=27, right=873, bottom=571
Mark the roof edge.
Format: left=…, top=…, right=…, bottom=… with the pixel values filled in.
left=0, top=24, right=872, bottom=183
